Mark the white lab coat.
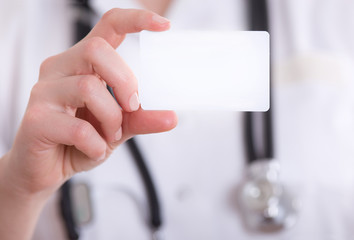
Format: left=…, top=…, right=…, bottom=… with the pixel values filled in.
left=1, top=0, right=354, bottom=239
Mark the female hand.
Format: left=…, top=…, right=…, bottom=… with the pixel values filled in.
left=1, top=8, right=177, bottom=198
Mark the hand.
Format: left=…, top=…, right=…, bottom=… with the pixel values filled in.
left=2, top=8, right=177, bottom=198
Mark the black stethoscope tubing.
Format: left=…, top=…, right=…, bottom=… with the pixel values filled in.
left=245, top=0, right=273, bottom=164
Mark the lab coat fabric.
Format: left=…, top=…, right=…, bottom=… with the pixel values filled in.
left=1, top=0, right=354, bottom=239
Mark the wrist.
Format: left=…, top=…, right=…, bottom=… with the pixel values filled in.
left=0, top=153, right=51, bottom=240
left=0, top=152, right=52, bottom=204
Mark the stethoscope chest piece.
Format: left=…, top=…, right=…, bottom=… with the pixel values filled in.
left=238, top=160, right=299, bottom=232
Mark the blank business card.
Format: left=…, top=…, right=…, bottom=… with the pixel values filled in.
left=139, top=31, right=269, bottom=111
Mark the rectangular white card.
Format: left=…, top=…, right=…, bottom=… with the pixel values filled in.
left=139, top=31, right=269, bottom=111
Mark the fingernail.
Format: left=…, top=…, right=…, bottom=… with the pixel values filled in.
left=129, top=92, right=140, bottom=111
left=96, top=152, right=106, bottom=162
left=115, top=127, right=122, bottom=141
left=152, top=15, right=170, bottom=25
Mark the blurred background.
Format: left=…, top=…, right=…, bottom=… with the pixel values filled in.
left=1, top=0, right=354, bottom=239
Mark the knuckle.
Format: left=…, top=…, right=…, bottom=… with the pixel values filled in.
left=29, top=82, right=42, bottom=98
left=39, top=56, right=56, bottom=75
left=83, top=37, right=107, bottom=59
left=23, top=104, right=45, bottom=127
left=29, top=82, right=48, bottom=103
left=72, top=121, right=92, bottom=141
left=102, top=8, right=121, bottom=22
left=77, top=75, right=98, bottom=98
left=25, top=83, right=52, bottom=127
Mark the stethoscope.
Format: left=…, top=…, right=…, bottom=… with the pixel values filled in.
left=60, top=0, right=298, bottom=239
left=237, top=0, right=298, bottom=232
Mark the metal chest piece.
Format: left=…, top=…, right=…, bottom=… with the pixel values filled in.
left=238, top=160, right=299, bottom=232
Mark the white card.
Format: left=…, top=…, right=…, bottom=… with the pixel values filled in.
left=139, top=31, right=269, bottom=111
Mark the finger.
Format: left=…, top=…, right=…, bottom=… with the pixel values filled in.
left=120, top=109, right=178, bottom=141
left=41, top=75, right=123, bottom=143
left=40, top=9, right=170, bottom=112
left=42, top=112, right=107, bottom=161
left=85, top=8, right=170, bottom=48
left=41, top=38, right=140, bottom=112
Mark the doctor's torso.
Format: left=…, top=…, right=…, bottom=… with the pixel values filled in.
left=1, top=0, right=354, bottom=239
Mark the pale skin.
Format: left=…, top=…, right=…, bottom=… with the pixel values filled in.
left=0, top=8, right=178, bottom=240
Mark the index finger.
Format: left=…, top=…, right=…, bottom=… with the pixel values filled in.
left=84, top=8, right=170, bottom=49
left=43, top=8, right=171, bottom=112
